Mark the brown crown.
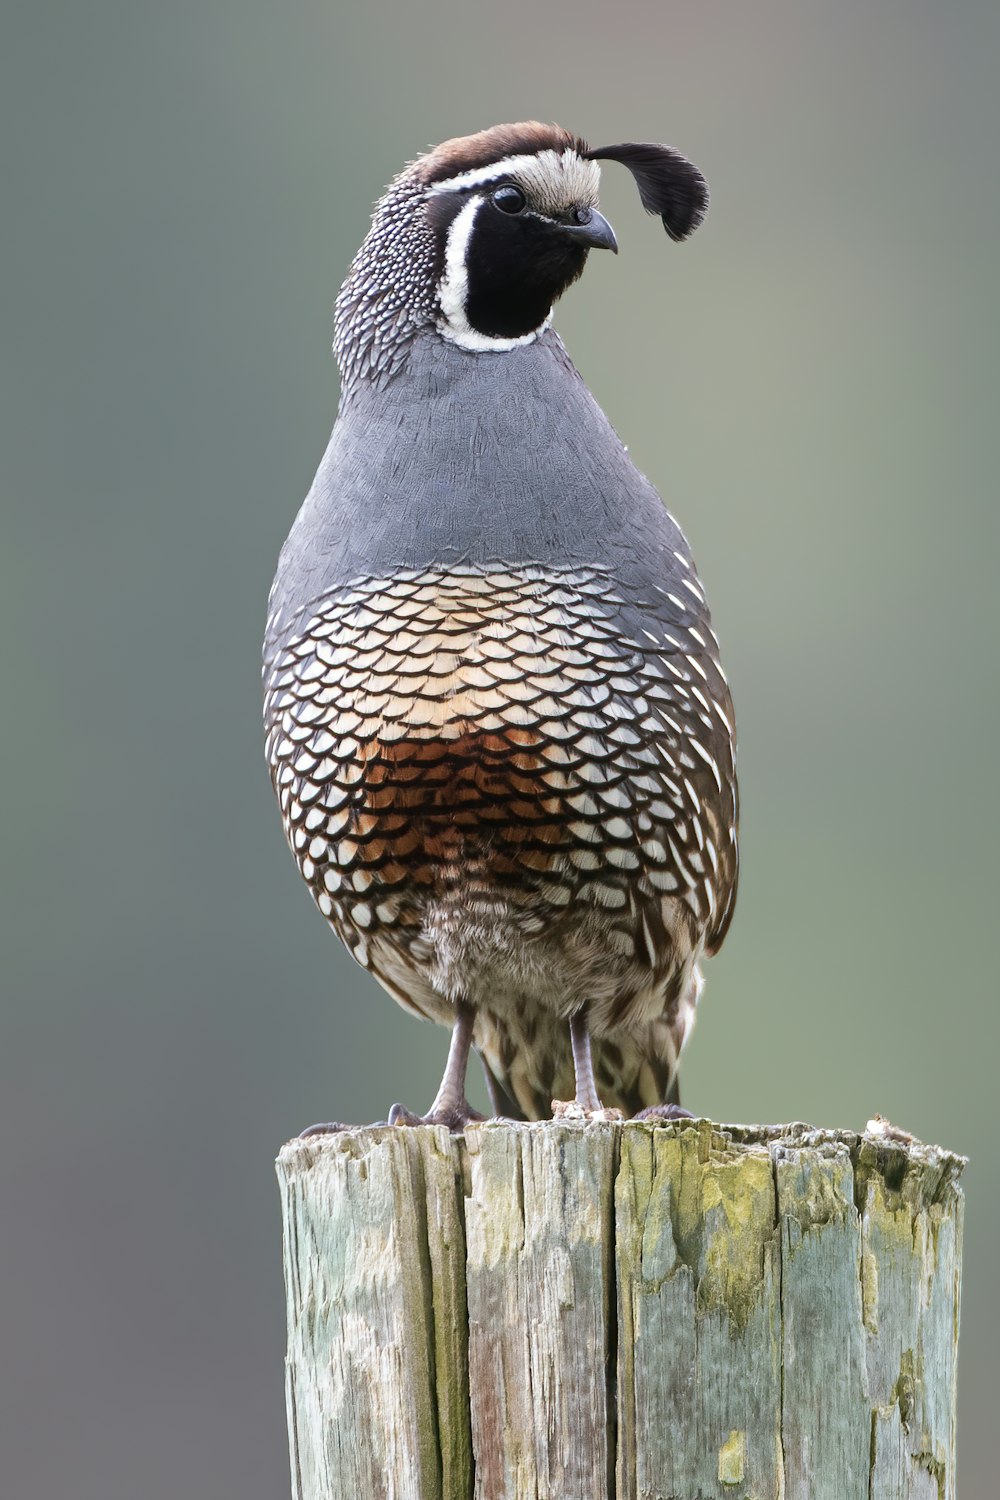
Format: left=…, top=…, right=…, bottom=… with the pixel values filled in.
left=413, top=122, right=588, bottom=184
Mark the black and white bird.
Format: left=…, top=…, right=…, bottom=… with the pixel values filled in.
left=263, top=122, right=738, bottom=1126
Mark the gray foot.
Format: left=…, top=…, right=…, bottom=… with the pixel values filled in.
left=387, top=1100, right=486, bottom=1131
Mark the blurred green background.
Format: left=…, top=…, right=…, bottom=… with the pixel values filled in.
left=3, top=1, right=997, bottom=1495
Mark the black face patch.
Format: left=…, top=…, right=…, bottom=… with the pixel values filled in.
left=461, top=201, right=589, bottom=339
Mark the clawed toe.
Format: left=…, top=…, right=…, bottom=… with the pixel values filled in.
left=298, top=1120, right=354, bottom=1137
left=633, top=1102, right=696, bottom=1122
left=387, top=1102, right=424, bottom=1127
left=388, top=1100, right=485, bottom=1131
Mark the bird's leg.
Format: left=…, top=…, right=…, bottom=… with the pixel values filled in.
left=388, top=1000, right=485, bottom=1132
left=551, top=1011, right=625, bottom=1120
left=569, top=1010, right=603, bottom=1112
left=423, top=999, right=484, bottom=1124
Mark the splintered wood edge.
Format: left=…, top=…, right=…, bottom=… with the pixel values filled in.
left=276, top=1118, right=967, bottom=1188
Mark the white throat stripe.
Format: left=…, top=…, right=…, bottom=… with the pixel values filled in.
left=435, top=196, right=551, bottom=353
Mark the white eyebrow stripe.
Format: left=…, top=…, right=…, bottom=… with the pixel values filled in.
left=429, top=154, right=555, bottom=194
left=428, top=148, right=601, bottom=206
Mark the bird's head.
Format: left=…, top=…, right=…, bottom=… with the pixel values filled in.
left=335, top=121, right=708, bottom=387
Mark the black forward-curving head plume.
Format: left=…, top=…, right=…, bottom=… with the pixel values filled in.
left=584, top=143, right=708, bottom=242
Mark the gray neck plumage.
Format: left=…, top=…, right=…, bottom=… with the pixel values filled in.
left=333, top=176, right=440, bottom=400
left=265, top=326, right=697, bottom=665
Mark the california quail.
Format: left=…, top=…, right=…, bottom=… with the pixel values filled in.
left=263, top=122, right=738, bottom=1126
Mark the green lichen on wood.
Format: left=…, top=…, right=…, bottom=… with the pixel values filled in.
left=625, top=1119, right=776, bottom=1334
left=616, top=1122, right=783, bottom=1500
left=718, top=1428, right=747, bottom=1484
left=775, top=1143, right=871, bottom=1498
left=858, top=1133, right=965, bottom=1500
left=277, top=1129, right=465, bottom=1500
left=862, top=1245, right=880, bottom=1334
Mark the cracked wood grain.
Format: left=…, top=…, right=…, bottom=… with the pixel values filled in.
left=278, top=1126, right=471, bottom=1500
left=277, top=1120, right=964, bottom=1500
left=463, top=1123, right=615, bottom=1500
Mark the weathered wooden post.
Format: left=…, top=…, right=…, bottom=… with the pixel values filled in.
left=277, top=1119, right=964, bottom=1500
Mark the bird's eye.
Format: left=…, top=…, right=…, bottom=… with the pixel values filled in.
left=491, top=185, right=527, bottom=215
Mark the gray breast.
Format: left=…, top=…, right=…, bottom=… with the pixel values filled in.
left=265, top=329, right=699, bottom=661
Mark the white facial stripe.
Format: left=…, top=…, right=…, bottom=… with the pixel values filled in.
left=436, top=196, right=550, bottom=353
left=430, top=148, right=601, bottom=217
left=430, top=152, right=563, bottom=193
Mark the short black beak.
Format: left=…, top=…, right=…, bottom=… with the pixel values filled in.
left=559, top=207, right=619, bottom=254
